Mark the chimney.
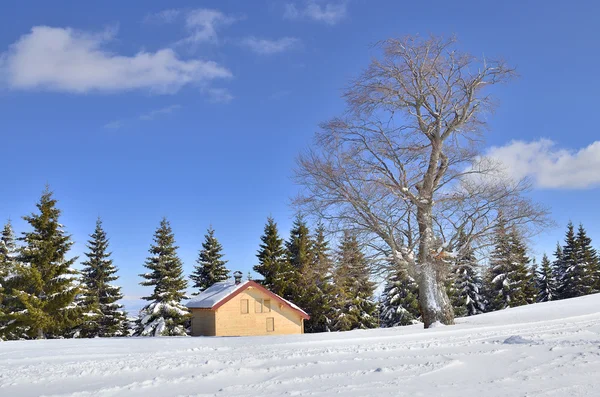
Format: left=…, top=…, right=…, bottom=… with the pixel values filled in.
left=233, top=271, right=243, bottom=285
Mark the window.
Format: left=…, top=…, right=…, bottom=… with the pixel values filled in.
left=266, top=317, right=274, bottom=332
left=264, top=299, right=271, bottom=312
left=241, top=299, right=249, bottom=314
left=255, top=299, right=263, bottom=313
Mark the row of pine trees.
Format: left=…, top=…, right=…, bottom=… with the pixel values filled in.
left=2, top=189, right=599, bottom=339
left=378, top=217, right=600, bottom=328
left=0, top=189, right=378, bottom=339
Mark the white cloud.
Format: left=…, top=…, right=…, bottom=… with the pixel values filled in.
left=0, top=26, right=232, bottom=94
left=483, top=139, right=600, bottom=189
left=104, top=120, right=124, bottom=130
left=240, top=37, right=300, bottom=55
left=178, top=9, right=239, bottom=45
left=144, top=9, right=182, bottom=24
left=206, top=88, right=234, bottom=104
left=284, top=1, right=348, bottom=25
left=139, top=104, right=181, bottom=120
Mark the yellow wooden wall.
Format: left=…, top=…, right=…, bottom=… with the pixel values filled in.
left=213, top=286, right=304, bottom=336
left=190, top=309, right=216, bottom=336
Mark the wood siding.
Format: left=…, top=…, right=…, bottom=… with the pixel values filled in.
left=190, top=309, right=216, bottom=336
left=212, top=286, right=304, bottom=336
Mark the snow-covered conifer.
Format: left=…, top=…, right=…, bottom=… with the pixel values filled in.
left=189, top=227, right=229, bottom=294
left=254, top=217, right=291, bottom=298
left=379, top=264, right=420, bottom=327
left=450, top=234, right=485, bottom=317
left=135, top=218, right=189, bottom=337
left=536, top=254, right=557, bottom=302
left=5, top=188, right=80, bottom=339
left=75, top=218, right=127, bottom=337
left=331, top=232, right=377, bottom=331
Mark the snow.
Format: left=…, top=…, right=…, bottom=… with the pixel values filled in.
left=186, top=280, right=249, bottom=309
left=2, top=293, right=600, bottom=396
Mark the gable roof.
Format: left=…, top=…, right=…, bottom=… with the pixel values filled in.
left=186, top=280, right=310, bottom=320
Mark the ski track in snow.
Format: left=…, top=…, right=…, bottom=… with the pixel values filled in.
left=2, top=294, right=600, bottom=396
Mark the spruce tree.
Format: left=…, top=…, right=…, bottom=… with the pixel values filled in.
left=190, top=226, right=229, bottom=294
left=450, top=234, right=485, bottom=317
left=76, top=219, right=127, bottom=337
left=135, top=218, right=189, bottom=336
left=331, top=232, right=377, bottom=331
left=557, top=222, right=596, bottom=299
left=536, top=254, right=557, bottom=302
left=484, top=219, right=533, bottom=310
left=304, top=224, right=335, bottom=333
left=285, top=216, right=313, bottom=303
left=5, top=188, right=80, bottom=339
left=379, top=263, right=420, bottom=327
left=0, top=221, right=19, bottom=339
left=575, top=224, right=598, bottom=294
left=552, top=242, right=565, bottom=297
left=254, top=217, right=289, bottom=297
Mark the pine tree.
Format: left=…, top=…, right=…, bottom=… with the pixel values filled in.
left=450, top=234, right=485, bottom=317
left=379, top=263, right=420, bottom=327
left=284, top=216, right=313, bottom=304
left=0, top=221, right=19, bottom=339
left=557, top=223, right=596, bottom=299
left=536, top=254, right=557, bottom=302
left=135, top=218, right=189, bottom=336
left=484, top=219, right=533, bottom=311
left=190, top=226, right=229, bottom=294
left=4, top=188, right=80, bottom=339
left=76, top=218, right=127, bottom=337
left=575, top=224, right=598, bottom=294
left=253, top=217, right=291, bottom=297
left=552, top=242, right=565, bottom=297
left=303, top=224, right=335, bottom=333
left=331, top=232, right=377, bottom=331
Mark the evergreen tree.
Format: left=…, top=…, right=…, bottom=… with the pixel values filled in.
left=0, top=221, right=19, bottom=339
left=552, top=242, right=565, bottom=297
left=303, top=224, right=335, bottom=333
left=284, top=216, right=313, bottom=303
left=536, top=254, right=557, bottom=302
left=379, top=263, right=420, bottom=327
left=575, top=224, right=598, bottom=294
left=190, top=226, right=229, bottom=294
left=557, top=223, right=596, bottom=299
left=450, top=234, right=485, bottom=317
left=4, top=188, right=80, bottom=339
left=484, top=218, right=533, bottom=311
left=331, top=232, right=377, bottom=331
left=135, top=218, right=189, bottom=336
left=253, top=217, right=290, bottom=297
left=76, top=219, right=127, bottom=337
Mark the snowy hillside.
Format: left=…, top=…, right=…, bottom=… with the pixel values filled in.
left=2, top=294, right=600, bottom=397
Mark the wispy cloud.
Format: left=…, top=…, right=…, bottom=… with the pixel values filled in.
left=284, top=1, right=348, bottom=25
left=206, top=88, right=234, bottom=103
left=240, top=37, right=300, bottom=55
left=104, top=104, right=183, bottom=130
left=104, top=120, right=124, bottom=130
left=0, top=26, right=232, bottom=94
left=482, top=139, right=600, bottom=189
left=147, top=8, right=241, bottom=46
left=144, top=9, right=182, bottom=24
left=139, top=104, right=181, bottom=121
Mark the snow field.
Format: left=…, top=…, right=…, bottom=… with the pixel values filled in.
left=1, top=293, right=600, bottom=396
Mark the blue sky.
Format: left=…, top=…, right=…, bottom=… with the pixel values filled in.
left=1, top=0, right=599, bottom=312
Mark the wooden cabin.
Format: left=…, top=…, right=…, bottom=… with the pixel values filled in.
left=186, top=273, right=309, bottom=337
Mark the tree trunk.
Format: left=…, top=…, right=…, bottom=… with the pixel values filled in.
left=416, top=204, right=455, bottom=328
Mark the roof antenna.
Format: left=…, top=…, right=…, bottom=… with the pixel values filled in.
left=233, top=270, right=243, bottom=285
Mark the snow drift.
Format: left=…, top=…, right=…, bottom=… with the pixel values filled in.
left=1, top=293, right=600, bottom=396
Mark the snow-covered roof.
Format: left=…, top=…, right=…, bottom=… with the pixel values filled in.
left=186, top=280, right=250, bottom=309
left=185, top=280, right=309, bottom=319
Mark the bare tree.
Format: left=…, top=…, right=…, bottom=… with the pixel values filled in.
left=294, top=36, right=550, bottom=328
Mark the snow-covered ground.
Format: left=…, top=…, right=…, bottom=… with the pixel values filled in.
left=2, top=294, right=600, bottom=397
